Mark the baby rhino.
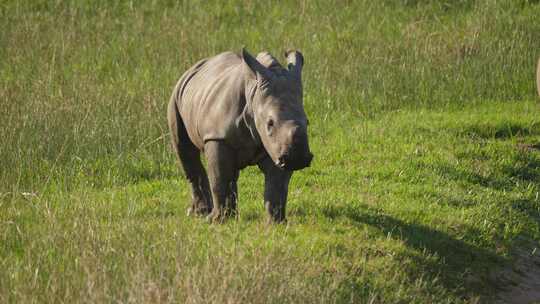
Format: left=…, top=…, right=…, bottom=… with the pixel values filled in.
left=167, top=48, right=313, bottom=223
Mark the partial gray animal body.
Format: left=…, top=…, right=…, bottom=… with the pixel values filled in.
left=537, top=57, right=540, bottom=97
left=167, top=48, right=312, bottom=223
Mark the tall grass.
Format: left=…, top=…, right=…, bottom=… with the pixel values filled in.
left=1, top=0, right=539, bottom=193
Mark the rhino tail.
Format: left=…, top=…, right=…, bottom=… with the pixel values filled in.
left=167, top=81, right=183, bottom=153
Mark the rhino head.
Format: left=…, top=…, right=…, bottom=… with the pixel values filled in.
left=242, top=48, right=313, bottom=171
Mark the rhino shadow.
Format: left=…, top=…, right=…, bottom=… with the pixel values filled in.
left=321, top=205, right=505, bottom=299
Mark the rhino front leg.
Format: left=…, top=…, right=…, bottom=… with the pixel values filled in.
left=258, top=157, right=292, bottom=223
left=204, top=141, right=239, bottom=223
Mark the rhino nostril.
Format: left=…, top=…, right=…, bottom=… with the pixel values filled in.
left=276, top=154, right=288, bottom=168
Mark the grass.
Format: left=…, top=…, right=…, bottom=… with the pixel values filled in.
left=1, top=0, right=540, bottom=303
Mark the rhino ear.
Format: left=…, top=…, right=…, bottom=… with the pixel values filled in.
left=241, top=47, right=272, bottom=86
left=284, top=49, right=304, bottom=81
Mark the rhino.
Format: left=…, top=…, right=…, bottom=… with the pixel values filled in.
left=167, top=48, right=313, bottom=223
left=537, top=57, right=540, bottom=97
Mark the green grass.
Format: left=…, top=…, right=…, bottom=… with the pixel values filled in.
left=1, top=0, right=540, bottom=303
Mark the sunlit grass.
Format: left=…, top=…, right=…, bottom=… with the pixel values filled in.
left=1, top=0, right=540, bottom=303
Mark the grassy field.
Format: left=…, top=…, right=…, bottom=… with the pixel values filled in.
left=1, top=0, right=540, bottom=303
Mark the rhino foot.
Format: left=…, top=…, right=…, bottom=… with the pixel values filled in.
left=206, top=208, right=237, bottom=223
left=186, top=199, right=212, bottom=217
left=267, top=215, right=287, bottom=225
left=186, top=206, right=211, bottom=217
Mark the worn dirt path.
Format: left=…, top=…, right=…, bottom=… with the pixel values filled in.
left=495, top=248, right=540, bottom=304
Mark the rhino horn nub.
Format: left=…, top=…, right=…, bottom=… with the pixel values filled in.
left=284, top=49, right=304, bottom=80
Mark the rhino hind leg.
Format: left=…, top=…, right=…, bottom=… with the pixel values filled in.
left=204, top=141, right=239, bottom=223
left=181, top=149, right=213, bottom=217
left=168, top=100, right=212, bottom=216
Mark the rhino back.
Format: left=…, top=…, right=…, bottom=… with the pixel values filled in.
left=177, top=52, right=251, bottom=150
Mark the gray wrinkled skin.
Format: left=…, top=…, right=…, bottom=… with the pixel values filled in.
left=167, top=48, right=313, bottom=223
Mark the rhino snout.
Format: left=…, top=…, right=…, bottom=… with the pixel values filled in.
left=271, top=120, right=312, bottom=170
left=275, top=151, right=313, bottom=171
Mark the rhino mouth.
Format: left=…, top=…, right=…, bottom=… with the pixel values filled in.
left=275, top=152, right=313, bottom=171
